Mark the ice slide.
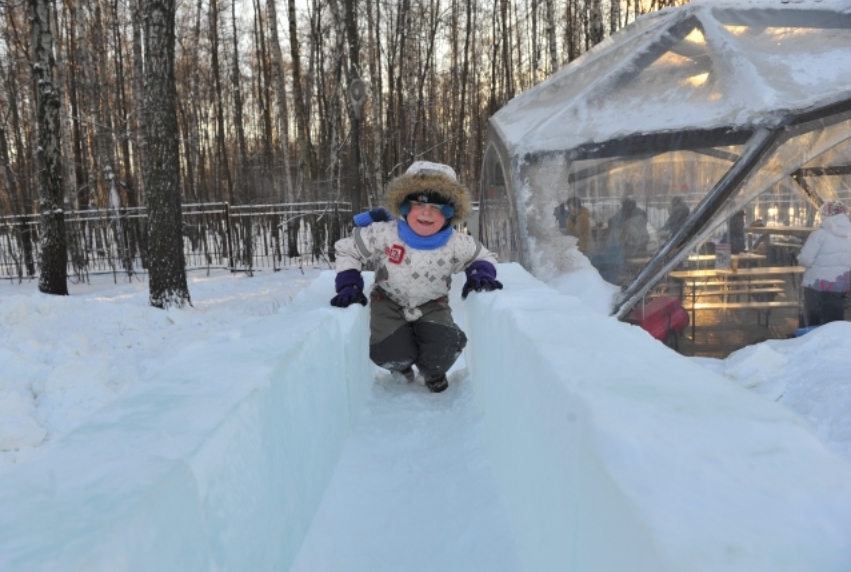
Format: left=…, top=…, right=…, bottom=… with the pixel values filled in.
left=1, top=265, right=851, bottom=571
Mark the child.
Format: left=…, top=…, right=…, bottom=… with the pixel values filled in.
left=330, top=161, right=502, bottom=393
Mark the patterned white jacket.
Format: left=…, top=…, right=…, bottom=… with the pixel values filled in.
left=334, top=220, right=498, bottom=320
left=798, top=214, right=851, bottom=292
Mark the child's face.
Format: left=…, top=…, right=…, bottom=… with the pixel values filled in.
left=407, top=201, right=447, bottom=236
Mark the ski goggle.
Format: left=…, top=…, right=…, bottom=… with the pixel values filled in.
left=401, top=200, right=455, bottom=219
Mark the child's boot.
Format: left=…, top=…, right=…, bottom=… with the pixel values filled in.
left=391, top=366, right=415, bottom=384
left=424, top=373, right=449, bottom=393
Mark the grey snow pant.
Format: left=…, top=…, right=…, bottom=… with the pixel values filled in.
left=368, top=290, right=467, bottom=378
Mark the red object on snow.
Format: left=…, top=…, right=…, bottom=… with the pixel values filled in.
left=625, top=296, right=689, bottom=343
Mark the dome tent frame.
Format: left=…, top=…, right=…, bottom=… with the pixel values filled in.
left=617, top=97, right=851, bottom=318
left=479, top=0, right=851, bottom=321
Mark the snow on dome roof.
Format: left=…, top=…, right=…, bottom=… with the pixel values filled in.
left=492, top=0, right=851, bottom=158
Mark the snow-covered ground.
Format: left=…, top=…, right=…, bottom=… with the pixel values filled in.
left=1, top=262, right=850, bottom=570
left=1, top=263, right=849, bottom=473
left=0, top=267, right=323, bottom=474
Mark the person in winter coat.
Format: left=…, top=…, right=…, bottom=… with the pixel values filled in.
left=330, top=161, right=503, bottom=393
left=565, top=196, right=591, bottom=253
left=728, top=209, right=747, bottom=255
left=661, top=196, right=690, bottom=238
left=797, top=200, right=851, bottom=326
left=608, top=197, right=649, bottom=257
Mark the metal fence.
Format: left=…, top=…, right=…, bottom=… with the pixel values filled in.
left=0, top=201, right=352, bottom=283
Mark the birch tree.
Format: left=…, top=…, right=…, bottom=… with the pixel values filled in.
left=143, top=0, right=190, bottom=309
left=30, top=0, right=68, bottom=295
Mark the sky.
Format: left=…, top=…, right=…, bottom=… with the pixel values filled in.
left=0, top=262, right=849, bottom=569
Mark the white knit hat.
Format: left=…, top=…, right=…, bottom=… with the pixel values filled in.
left=405, top=161, right=457, bottom=182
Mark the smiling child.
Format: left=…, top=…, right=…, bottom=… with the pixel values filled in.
left=330, top=161, right=502, bottom=393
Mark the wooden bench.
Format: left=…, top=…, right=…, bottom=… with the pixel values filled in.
left=648, top=280, right=786, bottom=299
left=687, top=287, right=785, bottom=302
left=683, top=279, right=785, bottom=289
left=681, top=300, right=800, bottom=326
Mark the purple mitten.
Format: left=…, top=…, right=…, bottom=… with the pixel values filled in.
left=353, top=208, right=393, bottom=227
left=330, top=269, right=368, bottom=307
left=461, top=260, right=503, bottom=300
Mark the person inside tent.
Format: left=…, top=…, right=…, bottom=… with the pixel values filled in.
left=661, top=195, right=690, bottom=238
left=590, top=195, right=649, bottom=283
left=608, top=196, right=649, bottom=258
left=727, top=209, right=747, bottom=255
left=564, top=196, right=590, bottom=253
left=330, top=161, right=503, bottom=393
left=797, top=200, right=851, bottom=327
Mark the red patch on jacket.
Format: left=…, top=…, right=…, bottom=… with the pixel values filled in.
left=385, top=244, right=406, bottom=264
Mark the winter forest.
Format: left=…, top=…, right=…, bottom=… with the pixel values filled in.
left=0, top=0, right=684, bottom=296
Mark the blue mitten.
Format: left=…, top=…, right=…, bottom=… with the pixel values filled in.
left=353, top=208, right=393, bottom=227
left=330, top=269, right=368, bottom=307
left=461, top=261, right=503, bottom=300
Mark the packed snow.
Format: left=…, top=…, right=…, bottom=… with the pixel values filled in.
left=1, top=263, right=850, bottom=470
left=0, top=261, right=850, bottom=570
left=0, top=268, right=322, bottom=472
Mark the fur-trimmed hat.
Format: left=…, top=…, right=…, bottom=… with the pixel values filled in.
left=385, top=161, right=472, bottom=221
left=820, top=200, right=847, bottom=218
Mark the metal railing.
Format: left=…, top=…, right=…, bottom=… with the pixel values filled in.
left=0, top=201, right=352, bottom=283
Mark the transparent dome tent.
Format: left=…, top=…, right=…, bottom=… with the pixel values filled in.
left=480, top=0, right=851, bottom=352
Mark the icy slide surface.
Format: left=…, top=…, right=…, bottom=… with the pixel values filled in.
left=1, top=265, right=851, bottom=571
left=289, top=374, right=522, bottom=572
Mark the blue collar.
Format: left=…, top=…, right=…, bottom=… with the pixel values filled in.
left=397, top=220, right=453, bottom=250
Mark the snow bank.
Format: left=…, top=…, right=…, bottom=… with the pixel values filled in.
left=0, top=271, right=373, bottom=571
left=465, top=263, right=851, bottom=572
left=695, top=320, right=851, bottom=464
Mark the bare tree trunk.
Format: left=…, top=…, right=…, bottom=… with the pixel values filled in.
left=365, top=0, right=384, bottom=205
left=131, top=0, right=147, bottom=205
left=565, top=0, right=580, bottom=62
left=327, top=0, right=345, bottom=193
left=265, top=0, right=294, bottom=203
left=231, top=0, right=248, bottom=205
left=143, top=0, right=190, bottom=309
left=252, top=0, right=274, bottom=178
left=30, top=0, right=68, bottom=295
left=210, top=0, right=234, bottom=204
left=185, top=0, right=204, bottom=203
left=530, top=0, right=538, bottom=78
left=411, top=1, right=439, bottom=155
left=500, top=0, right=513, bottom=101
left=589, top=0, right=604, bottom=47
left=611, top=0, right=621, bottom=35
left=488, top=1, right=499, bottom=116
left=90, top=0, right=131, bottom=274
left=285, top=0, right=309, bottom=255
left=287, top=0, right=313, bottom=197
left=454, top=0, right=472, bottom=171
left=0, top=126, right=19, bottom=217
left=75, top=4, right=100, bottom=208
left=343, top=0, right=362, bottom=213
left=544, top=0, right=558, bottom=72
left=112, top=0, right=138, bottom=211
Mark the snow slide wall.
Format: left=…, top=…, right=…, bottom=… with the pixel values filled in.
left=0, top=274, right=373, bottom=571
left=465, top=263, right=851, bottom=571
left=2, top=267, right=851, bottom=571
